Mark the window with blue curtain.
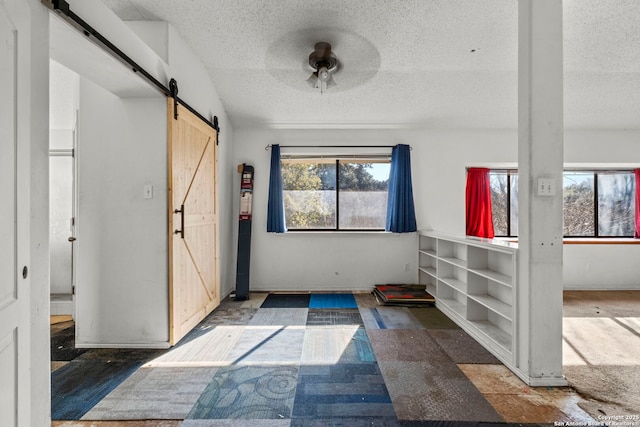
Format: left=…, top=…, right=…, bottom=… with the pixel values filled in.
left=266, top=144, right=286, bottom=233
left=268, top=143, right=417, bottom=233
left=385, top=144, right=417, bottom=233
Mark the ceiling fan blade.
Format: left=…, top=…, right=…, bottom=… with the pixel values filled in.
left=307, top=72, right=318, bottom=88
left=325, top=74, right=337, bottom=89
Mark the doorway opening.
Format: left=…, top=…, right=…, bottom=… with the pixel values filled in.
left=49, top=60, right=78, bottom=318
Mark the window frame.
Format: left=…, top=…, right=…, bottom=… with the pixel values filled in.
left=490, top=169, right=636, bottom=239
left=282, top=156, right=391, bottom=232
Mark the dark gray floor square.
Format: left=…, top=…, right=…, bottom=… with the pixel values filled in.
left=306, top=309, right=363, bottom=326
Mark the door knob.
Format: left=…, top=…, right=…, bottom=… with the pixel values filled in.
left=68, top=237, right=76, bottom=242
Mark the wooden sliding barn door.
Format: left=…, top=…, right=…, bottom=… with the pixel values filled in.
left=168, top=98, right=220, bottom=345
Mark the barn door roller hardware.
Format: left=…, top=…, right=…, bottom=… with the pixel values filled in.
left=169, top=79, right=179, bottom=120
left=44, top=0, right=221, bottom=136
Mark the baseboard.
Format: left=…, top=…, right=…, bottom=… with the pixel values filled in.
left=50, top=297, right=74, bottom=317
left=564, top=285, right=640, bottom=291
left=506, top=363, right=569, bottom=387
left=75, top=341, right=171, bottom=349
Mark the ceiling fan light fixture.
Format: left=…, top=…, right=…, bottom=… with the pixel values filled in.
left=318, top=66, right=330, bottom=82
left=308, top=42, right=338, bottom=93
left=325, top=74, right=336, bottom=89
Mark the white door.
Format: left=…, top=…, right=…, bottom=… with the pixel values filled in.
left=0, top=1, right=33, bottom=425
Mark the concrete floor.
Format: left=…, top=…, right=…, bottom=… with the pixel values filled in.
left=50, top=290, right=640, bottom=426
left=562, top=290, right=640, bottom=420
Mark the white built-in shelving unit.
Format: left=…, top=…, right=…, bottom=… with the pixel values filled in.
left=419, top=231, right=517, bottom=364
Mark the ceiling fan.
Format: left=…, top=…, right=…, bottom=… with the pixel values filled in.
left=306, top=42, right=339, bottom=94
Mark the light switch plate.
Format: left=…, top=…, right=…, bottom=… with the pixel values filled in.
left=144, top=184, right=153, bottom=199
left=537, top=178, right=555, bottom=196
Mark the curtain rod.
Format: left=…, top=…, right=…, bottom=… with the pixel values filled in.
left=265, top=144, right=408, bottom=151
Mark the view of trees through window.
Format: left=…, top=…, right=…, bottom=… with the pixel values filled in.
left=597, top=173, right=636, bottom=236
left=282, top=160, right=390, bottom=230
left=490, top=170, right=635, bottom=237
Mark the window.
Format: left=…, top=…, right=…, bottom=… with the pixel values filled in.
left=282, top=159, right=390, bottom=230
left=490, top=170, right=636, bottom=238
left=490, top=171, right=518, bottom=236
left=563, top=172, right=594, bottom=236
left=597, top=172, right=636, bottom=236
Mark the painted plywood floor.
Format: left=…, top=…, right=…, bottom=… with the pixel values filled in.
left=52, top=292, right=596, bottom=426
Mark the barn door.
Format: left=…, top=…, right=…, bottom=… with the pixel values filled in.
left=168, top=98, right=220, bottom=345
left=0, top=1, right=32, bottom=425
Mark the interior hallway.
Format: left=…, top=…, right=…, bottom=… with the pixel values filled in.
left=50, top=291, right=640, bottom=426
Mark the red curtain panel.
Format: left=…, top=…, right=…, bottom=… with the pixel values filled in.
left=466, top=168, right=495, bottom=238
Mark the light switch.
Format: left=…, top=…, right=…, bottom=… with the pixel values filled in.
left=144, top=184, right=153, bottom=199
left=537, top=178, right=555, bottom=196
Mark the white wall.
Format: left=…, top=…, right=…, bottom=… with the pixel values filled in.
left=126, top=20, right=237, bottom=298
left=55, top=1, right=236, bottom=346
left=409, top=129, right=518, bottom=234
left=411, top=128, right=640, bottom=290
left=64, top=0, right=236, bottom=298
left=50, top=60, right=79, bottom=131
left=233, top=127, right=640, bottom=291
left=563, top=130, right=640, bottom=289
left=563, top=244, right=640, bottom=289
left=76, top=79, right=168, bottom=347
left=233, top=128, right=417, bottom=291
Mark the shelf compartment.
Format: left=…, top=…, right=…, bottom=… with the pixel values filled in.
left=418, top=248, right=437, bottom=257
left=439, top=256, right=468, bottom=269
left=419, top=250, right=437, bottom=272
left=437, top=240, right=467, bottom=263
left=467, top=246, right=514, bottom=286
left=418, top=266, right=437, bottom=278
left=469, top=320, right=512, bottom=351
left=438, top=297, right=466, bottom=318
left=468, top=268, right=512, bottom=287
left=419, top=268, right=437, bottom=288
left=439, top=276, right=467, bottom=294
left=437, top=280, right=466, bottom=317
left=467, top=294, right=511, bottom=320
left=419, top=235, right=437, bottom=253
left=426, top=283, right=437, bottom=297
left=467, top=298, right=512, bottom=351
left=467, top=272, right=512, bottom=320
left=437, top=260, right=467, bottom=290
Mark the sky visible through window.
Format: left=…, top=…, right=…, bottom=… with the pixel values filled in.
left=368, top=163, right=391, bottom=182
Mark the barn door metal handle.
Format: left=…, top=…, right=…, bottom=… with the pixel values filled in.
left=174, top=204, right=184, bottom=239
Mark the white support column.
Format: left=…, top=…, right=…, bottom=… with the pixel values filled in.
left=517, top=0, right=566, bottom=386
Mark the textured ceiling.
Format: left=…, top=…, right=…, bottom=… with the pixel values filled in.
left=99, top=0, right=640, bottom=130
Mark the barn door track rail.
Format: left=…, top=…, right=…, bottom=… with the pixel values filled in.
left=43, top=0, right=221, bottom=138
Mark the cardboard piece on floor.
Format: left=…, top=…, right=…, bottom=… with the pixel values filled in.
left=373, top=284, right=435, bottom=306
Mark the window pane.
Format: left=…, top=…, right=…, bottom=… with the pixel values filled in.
left=563, top=172, right=594, bottom=236
left=338, top=162, right=389, bottom=229
left=598, top=172, right=636, bottom=236
left=282, top=162, right=336, bottom=229
left=510, top=174, right=518, bottom=236
left=490, top=172, right=508, bottom=236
